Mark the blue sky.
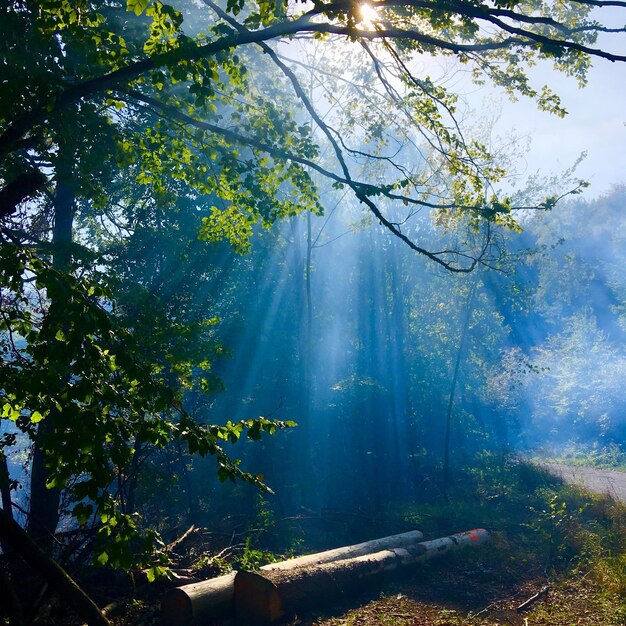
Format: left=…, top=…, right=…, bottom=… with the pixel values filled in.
left=489, top=9, right=626, bottom=197
left=494, top=55, right=626, bottom=197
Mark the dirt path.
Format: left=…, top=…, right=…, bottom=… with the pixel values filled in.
left=537, top=461, right=626, bottom=502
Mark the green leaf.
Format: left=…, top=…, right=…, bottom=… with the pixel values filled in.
left=127, top=0, right=150, bottom=16
left=30, top=411, right=44, bottom=423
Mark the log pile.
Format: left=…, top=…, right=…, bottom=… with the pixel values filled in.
left=161, top=528, right=489, bottom=625
left=162, top=529, right=423, bottom=625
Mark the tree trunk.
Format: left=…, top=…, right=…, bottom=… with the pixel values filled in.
left=0, top=452, right=14, bottom=556
left=0, top=507, right=110, bottom=626
left=161, top=529, right=424, bottom=625
left=386, top=243, right=412, bottom=497
left=26, top=140, right=75, bottom=543
left=443, top=278, right=478, bottom=495
left=0, top=452, right=13, bottom=520
left=234, top=529, right=489, bottom=624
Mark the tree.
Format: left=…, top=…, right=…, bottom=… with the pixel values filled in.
left=2, top=0, right=623, bottom=266
left=1, top=0, right=625, bottom=566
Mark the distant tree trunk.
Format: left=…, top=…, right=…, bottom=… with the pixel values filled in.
left=353, top=230, right=380, bottom=509
left=26, top=139, right=75, bottom=543
left=0, top=453, right=13, bottom=521
left=386, top=242, right=412, bottom=497
left=304, top=212, right=313, bottom=398
left=442, top=278, right=478, bottom=495
left=288, top=215, right=316, bottom=508
left=301, top=212, right=314, bottom=504
left=124, top=438, right=143, bottom=516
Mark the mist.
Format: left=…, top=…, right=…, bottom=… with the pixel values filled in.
left=3, top=2, right=626, bottom=623
left=138, top=184, right=626, bottom=531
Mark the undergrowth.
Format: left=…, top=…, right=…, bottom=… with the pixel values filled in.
left=240, top=453, right=626, bottom=613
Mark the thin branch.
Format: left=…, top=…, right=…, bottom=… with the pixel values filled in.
left=0, top=14, right=568, bottom=159
left=202, top=0, right=486, bottom=270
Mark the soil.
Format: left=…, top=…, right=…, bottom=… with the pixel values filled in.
left=276, top=551, right=626, bottom=626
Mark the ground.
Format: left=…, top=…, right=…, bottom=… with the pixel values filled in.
left=301, top=560, right=626, bottom=626
left=9, top=461, right=626, bottom=626
left=295, top=464, right=626, bottom=626
left=100, top=546, right=626, bottom=626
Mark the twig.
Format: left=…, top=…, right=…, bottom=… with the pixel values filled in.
left=516, top=585, right=550, bottom=613
left=166, top=525, right=197, bottom=553
left=213, top=543, right=245, bottom=561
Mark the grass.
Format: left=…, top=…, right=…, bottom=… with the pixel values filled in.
left=301, top=454, right=626, bottom=625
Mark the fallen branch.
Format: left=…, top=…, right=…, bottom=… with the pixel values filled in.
left=516, top=585, right=550, bottom=613
left=166, top=526, right=198, bottom=554
left=0, top=507, right=110, bottom=626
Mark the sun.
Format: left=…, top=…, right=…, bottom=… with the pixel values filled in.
left=357, top=3, right=380, bottom=30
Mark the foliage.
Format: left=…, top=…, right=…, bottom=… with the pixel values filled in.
left=0, top=241, right=294, bottom=567
left=235, top=535, right=279, bottom=570
left=545, top=443, right=626, bottom=472
left=2, top=0, right=621, bottom=267
left=398, top=456, right=626, bottom=582
left=487, top=189, right=626, bottom=447
left=0, top=0, right=625, bottom=574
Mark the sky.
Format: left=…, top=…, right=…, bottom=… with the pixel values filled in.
left=398, top=8, right=626, bottom=199
left=492, top=55, right=626, bottom=197
left=474, top=10, right=626, bottom=198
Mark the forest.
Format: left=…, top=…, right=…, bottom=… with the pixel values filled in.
left=1, top=0, right=626, bottom=624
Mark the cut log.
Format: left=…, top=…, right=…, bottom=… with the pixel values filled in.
left=263, top=529, right=424, bottom=571
left=162, top=572, right=236, bottom=626
left=234, top=529, right=489, bottom=625
left=161, top=529, right=424, bottom=625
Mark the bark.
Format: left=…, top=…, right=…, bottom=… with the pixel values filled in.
left=161, top=529, right=424, bottom=625
left=0, top=507, right=110, bottom=626
left=234, top=529, right=490, bottom=624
